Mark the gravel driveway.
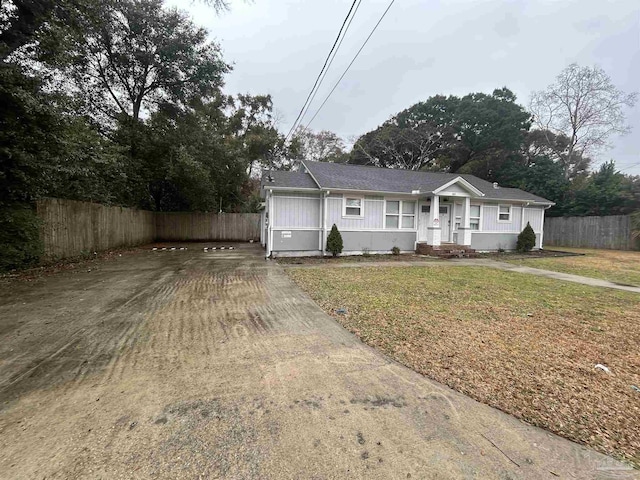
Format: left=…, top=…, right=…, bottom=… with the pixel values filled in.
left=0, top=244, right=634, bottom=478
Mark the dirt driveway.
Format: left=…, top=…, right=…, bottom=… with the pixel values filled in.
left=0, top=244, right=634, bottom=479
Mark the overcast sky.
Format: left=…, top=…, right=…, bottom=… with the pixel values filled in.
left=169, top=0, right=640, bottom=174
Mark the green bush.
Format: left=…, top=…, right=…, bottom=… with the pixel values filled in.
left=326, top=224, right=343, bottom=257
left=516, top=221, right=536, bottom=252
left=391, top=246, right=400, bottom=255
left=0, top=204, right=43, bottom=271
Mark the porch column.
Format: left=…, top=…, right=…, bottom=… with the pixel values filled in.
left=426, top=194, right=441, bottom=246
left=459, top=196, right=472, bottom=246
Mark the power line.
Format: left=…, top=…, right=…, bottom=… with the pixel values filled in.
left=618, top=161, right=640, bottom=172
left=296, top=0, right=362, bottom=132
left=304, top=0, right=396, bottom=130
left=284, top=0, right=359, bottom=142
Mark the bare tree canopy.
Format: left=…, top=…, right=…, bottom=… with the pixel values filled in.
left=292, top=127, right=346, bottom=163
left=530, top=64, right=638, bottom=176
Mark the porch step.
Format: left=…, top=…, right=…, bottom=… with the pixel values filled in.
left=416, top=243, right=477, bottom=258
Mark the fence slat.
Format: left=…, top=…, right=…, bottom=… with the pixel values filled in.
left=36, top=198, right=155, bottom=261
left=544, top=215, right=634, bottom=250
left=154, top=212, right=260, bottom=242
left=37, top=198, right=262, bottom=261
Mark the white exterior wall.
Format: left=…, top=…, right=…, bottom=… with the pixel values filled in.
left=326, top=197, right=385, bottom=230
left=481, top=204, right=523, bottom=232
left=523, top=206, right=544, bottom=232
left=272, top=192, right=321, bottom=228
left=267, top=189, right=548, bottom=254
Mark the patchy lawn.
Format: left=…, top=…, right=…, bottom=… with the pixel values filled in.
left=288, top=266, right=640, bottom=467
left=503, top=248, right=640, bottom=287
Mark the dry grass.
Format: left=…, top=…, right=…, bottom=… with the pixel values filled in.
left=288, top=265, right=640, bottom=467
left=504, top=248, right=640, bottom=287
left=276, top=253, right=435, bottom=265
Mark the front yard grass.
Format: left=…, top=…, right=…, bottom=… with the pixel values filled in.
left=503, top=248, right=640, bottom=287
left=288, top=265, right=640, bottom=467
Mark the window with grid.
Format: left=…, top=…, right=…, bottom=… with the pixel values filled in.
left=385, top=200, right=416, bottom=229
left=470, top=205, right=481, bottom=230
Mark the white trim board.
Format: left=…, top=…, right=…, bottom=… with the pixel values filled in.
left=471, top=231, right=542, bottom=234
left=272, top=195, right=321, bottom=201
left=273, top=227, right=323, bottom=231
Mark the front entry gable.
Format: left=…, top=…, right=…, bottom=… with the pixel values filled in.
left=431, top=176, right=484, bottom=198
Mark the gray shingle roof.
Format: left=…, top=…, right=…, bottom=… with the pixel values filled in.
left=261, top=170, right=318, bottom=189
left=302, top=161, right=553, bottom=204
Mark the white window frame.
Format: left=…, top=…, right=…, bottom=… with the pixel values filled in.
left=470, top=204, right=482, bottom=231
left=342, top=196, right=364, bottom=218
left=497, top=204, right=512, bottom=223
left=384, top=199, right=416, bottom=230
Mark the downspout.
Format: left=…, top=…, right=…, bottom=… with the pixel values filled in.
left=540, top=204, right=552, bottom=249
left=321, top=190, right=329, bottom=256
left=266, top=189, right=273, bottom=258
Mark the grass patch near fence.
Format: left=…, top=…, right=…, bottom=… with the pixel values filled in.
left=503, top=248, right=640, bottom=287
left=288, top=265, right=640, bottom=467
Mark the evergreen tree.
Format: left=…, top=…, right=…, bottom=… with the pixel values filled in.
left=326, top=224, right=343, bottom=257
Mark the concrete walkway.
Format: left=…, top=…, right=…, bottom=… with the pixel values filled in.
left=282, top=257, right=640, bottom=294
left=0, top=245, right=635, bottom=478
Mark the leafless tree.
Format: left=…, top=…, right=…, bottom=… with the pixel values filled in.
left=530, top=64, right=637, bottom=177
left=292, top=127, right=346, bottom=163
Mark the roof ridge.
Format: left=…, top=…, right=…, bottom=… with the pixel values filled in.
left=304, top=159, right=453, bottom=174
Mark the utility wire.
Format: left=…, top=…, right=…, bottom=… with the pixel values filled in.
left=304, top=0, right=396, bottom=130
left=618, top=161, right=640, bottom=173
left=284, top=0, right=359, bottom=142
left=296, top=0, right=362, bottom=132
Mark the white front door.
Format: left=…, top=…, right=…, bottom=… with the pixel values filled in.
left=439, top=205, right=451, bottom=241
left=418, top=202, right=430, bottom=241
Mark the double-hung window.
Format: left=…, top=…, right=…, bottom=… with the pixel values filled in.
left=470, top=205, right=481, bottom=230
left=385, top=200, right=416, bottom=229
left=344, top=197, right=363, bottom=217
left=498, top=205, right=511, bottom=222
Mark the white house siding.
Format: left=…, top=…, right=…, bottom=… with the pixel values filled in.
left=326, top=197, right=385, bottom=230
left=270, top=192, right=322, bottom=253
left=523, top=207, right=544, bottom=232
left=272, top=193, right=321, bottom=228
left=481, top=203, right=523, bottom=232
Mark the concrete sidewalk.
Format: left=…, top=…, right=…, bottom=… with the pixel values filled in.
left=281, top=257, right=640, bottom=294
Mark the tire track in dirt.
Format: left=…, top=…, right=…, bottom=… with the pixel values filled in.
left=0, top=268, right=180, bottom=405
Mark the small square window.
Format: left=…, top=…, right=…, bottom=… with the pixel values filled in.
left=498, top=205, right=511, bottom=222
left=385, top=215, right=399, bottom=229
left=421, top=205, right=430, bottom=213
left=344, top=197, right=363, bottom=217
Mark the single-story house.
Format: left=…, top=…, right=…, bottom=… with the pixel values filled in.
left=260, top=160, right=554, bottom=257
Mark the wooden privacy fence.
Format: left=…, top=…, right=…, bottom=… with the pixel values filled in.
left=36, top=198, right=261, bottom=260
left=37, top=198, right=155, bottom=260
left=155, top=212, right=260, bottom=242
left=544, top=215, right=636, bottom=250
